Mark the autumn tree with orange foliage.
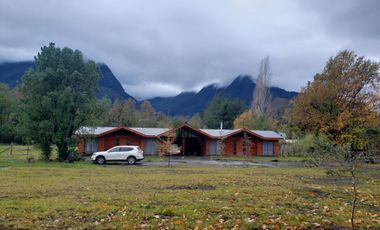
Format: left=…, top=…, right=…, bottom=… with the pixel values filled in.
left=233, top=109, right=273, bottom=130
left=233, top=110, right=253, bottom=129
left=292, top=50, right=380, bottom=149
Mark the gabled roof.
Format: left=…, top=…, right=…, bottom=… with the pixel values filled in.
left=159, top=124, right=214, bottom=138
left=221, top=128, right=283, bottom=140
left=96, top=127, right=148, bottom=138
left=251, top=130, right=283, bottom=139
left=129, top=127, right=170, bottom=136
left=76, top=127, right=169, bottom=137
left=75, top=127, right=116, bottom=135
left=200, top=128, right=283, bottom=140
left=200, top=129, right=235, bottom=137
left=76, top=125, right=283, bottom=140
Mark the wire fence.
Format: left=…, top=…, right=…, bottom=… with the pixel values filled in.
left=0, top=143, right=36, bottom=162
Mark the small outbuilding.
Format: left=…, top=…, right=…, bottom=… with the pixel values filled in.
left=75, top=124, right=283, bottom=157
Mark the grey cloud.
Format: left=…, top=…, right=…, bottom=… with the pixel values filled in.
left=0, top=0, right=379, bottom=99
left=303, top=0, right=380, bottom=39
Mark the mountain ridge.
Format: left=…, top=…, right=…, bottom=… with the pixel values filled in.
left=0, top=61, right=134, bottom=101
left=147, top=75, right=298, bottom=116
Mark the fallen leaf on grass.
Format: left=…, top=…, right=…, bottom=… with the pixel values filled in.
left=173, top=220, right=182, bottom=225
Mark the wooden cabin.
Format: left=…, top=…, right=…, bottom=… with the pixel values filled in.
left=75, top=124, right=283, bottom=157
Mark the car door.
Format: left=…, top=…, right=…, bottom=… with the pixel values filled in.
left=119, top=147, right=135, bottom=160
left=115, top=147, right=128, bottom=160
left=107, top=147, right=120, bottom=160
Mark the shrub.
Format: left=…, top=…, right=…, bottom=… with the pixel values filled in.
left=280, top=134, right=315, bottom=157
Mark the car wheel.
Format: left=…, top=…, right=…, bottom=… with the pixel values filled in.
left=96, top=156, right=106, bottom=165
left=127, top=156, right=136, bottom=165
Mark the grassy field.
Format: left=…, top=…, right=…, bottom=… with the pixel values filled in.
left=0, top=146, right=379, bottom=229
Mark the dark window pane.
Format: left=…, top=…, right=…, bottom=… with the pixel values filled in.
left=109, top=148, right=119, bottom=152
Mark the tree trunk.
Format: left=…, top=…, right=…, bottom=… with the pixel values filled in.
left=57, top=142, right=69, bottom=161
left=40, top=141, right=52, bottom=160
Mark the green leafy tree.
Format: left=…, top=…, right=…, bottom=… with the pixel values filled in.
left=203, top=95, right=246, bottom=129
left=102, top=98, right=138, bottom=127
left=21, top=43, right=100, bottom=161
left=122, top=98, right=138, bottom=126
left=188, top=113, right=204, bottom=128
left=90, top=98, right=112, bottom=126
left=0, top=84, right=17, bottom=143
left=138, top=101, right=157, bottom=127
left=169, top=116, right=186, bottom=128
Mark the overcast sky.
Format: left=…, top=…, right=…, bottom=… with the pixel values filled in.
left=1, top=0, right=379, bottom=99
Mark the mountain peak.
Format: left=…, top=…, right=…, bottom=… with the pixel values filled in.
left=148, top=75, right=298, bottom=116
left=234, top=75, right=253, bottom=82
left=227, top=75, right=253, bottom=88
left=96, top=63, right=135, bottom=101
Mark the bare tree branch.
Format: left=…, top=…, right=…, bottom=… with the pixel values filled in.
left=252, top=56, right=272, bottom=117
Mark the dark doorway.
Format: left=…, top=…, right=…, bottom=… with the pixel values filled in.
left=174, top=128, right=204, bottom=156
left=185, top=138, right=202, bottom=156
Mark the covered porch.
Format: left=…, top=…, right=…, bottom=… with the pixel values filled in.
left=161, top=124, right=211, bottom=156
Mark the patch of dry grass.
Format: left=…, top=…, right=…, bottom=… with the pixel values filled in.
left=0, top=159, right=379, bottom=229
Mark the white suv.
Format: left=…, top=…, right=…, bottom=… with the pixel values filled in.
left=91, top=146, right=144, bottom=165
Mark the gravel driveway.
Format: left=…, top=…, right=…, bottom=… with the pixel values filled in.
left=137, top=157, right=306, bottom=168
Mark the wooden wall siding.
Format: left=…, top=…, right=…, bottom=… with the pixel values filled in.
left=98, top=138, right=105, bottom=152
left=273, top=141, right=279, bottom=156
left=256, top=141, right=263, bottom=156
left=202, top=138, right=209, bottom=156
left=77, top=139, right=85, bottom=154
left=223, top=132, right=263, bottom=156
left=100, top=134, right=143, bottom=151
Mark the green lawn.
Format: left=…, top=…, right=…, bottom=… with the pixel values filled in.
left=0, top=146, right=379, bottom=229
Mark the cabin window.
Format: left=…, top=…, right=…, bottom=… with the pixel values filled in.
left=208, top=140, right=218, bottom=155
left=144, top=139, right=157, bottom=155
left=242, top=141, right=247, bottom=155
left=115, top=137, right=120, bottom=146
left=84, top=138, right=98, bottom=154
left=263, top=141, right=274, bottom=156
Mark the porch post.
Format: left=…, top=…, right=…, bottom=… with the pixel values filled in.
left=182, top=137, right=185, bottom=156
